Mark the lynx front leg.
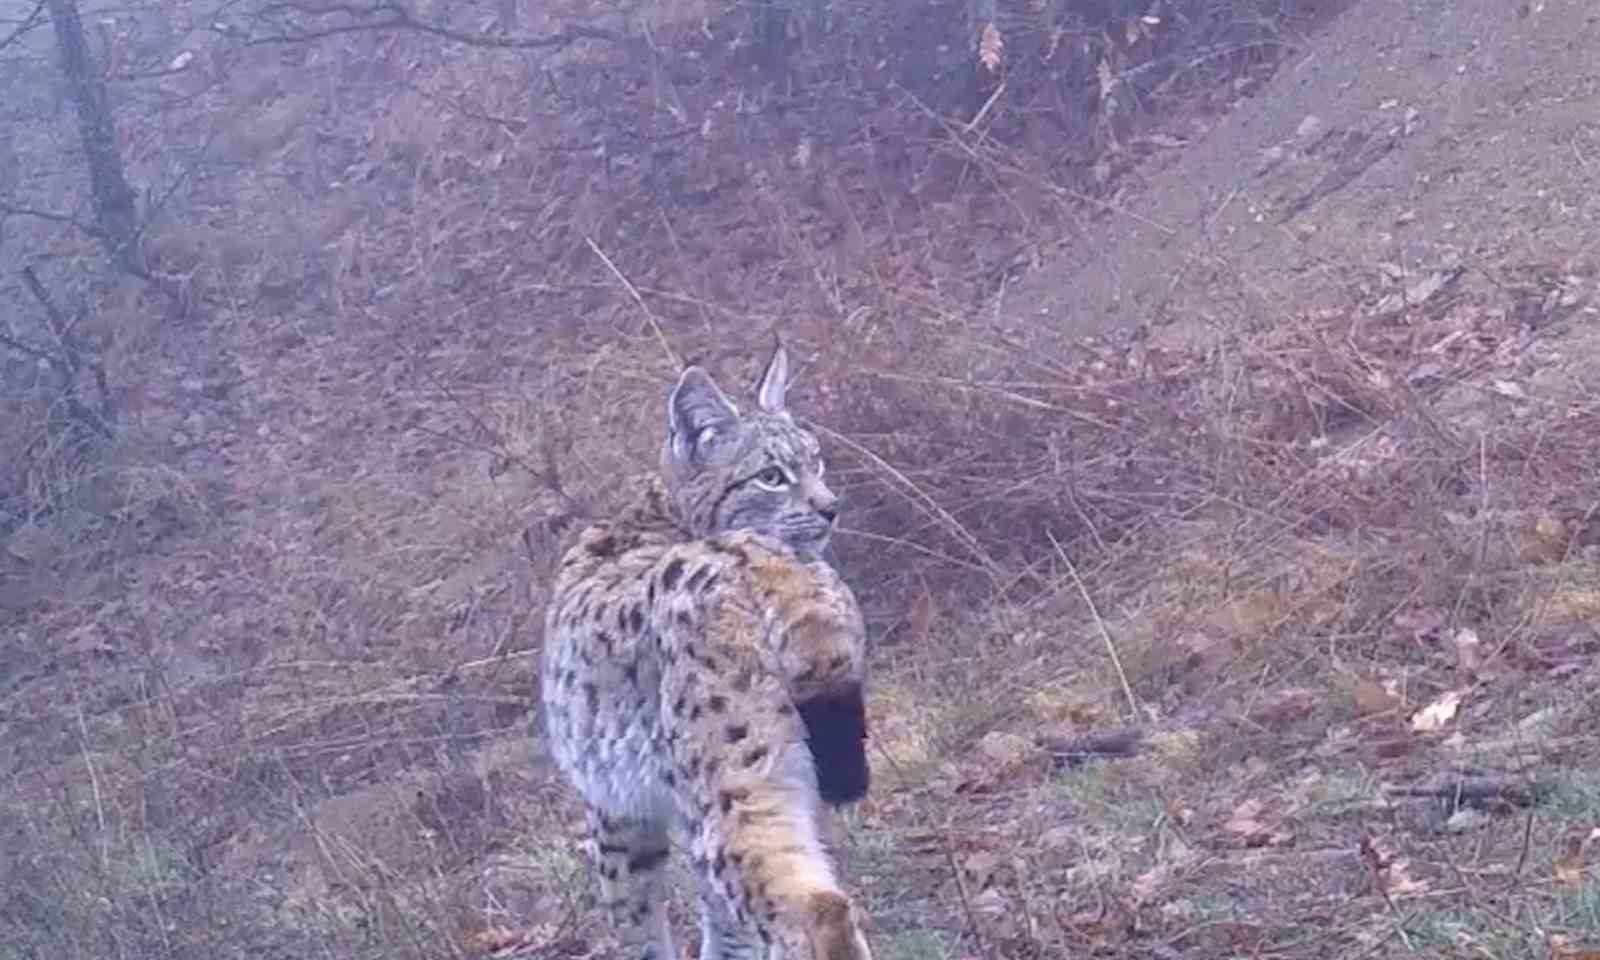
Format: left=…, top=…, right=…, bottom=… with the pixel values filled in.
left=588, top=808, right=676, bottom=960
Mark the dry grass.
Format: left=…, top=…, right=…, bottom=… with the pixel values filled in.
left=4, top=0, right=1600, bottom=958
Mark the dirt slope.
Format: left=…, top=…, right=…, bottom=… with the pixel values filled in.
left=1004, top=0, right=1600, bottom=338
left=6, top=1, right=1600, bottom=958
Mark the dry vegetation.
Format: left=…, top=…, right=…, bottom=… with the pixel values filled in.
left=3, top=0, right=1600, bottom=957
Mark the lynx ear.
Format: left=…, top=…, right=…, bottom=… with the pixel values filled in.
left=667, top=366, right=739, bottom=464
left=755, top=341, right=790, bottom=413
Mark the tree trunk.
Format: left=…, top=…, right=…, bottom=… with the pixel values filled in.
left=44, top=0, right=141, bottom=271
left=757, top=0, right=789, bottom=83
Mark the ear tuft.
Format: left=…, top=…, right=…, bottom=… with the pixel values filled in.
left=755, top=341, right=790, bottom=413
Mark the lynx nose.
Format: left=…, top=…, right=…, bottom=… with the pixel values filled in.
left=812, top=491, right=840, bottom=524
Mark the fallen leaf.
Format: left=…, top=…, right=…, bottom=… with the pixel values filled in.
left=1131, top=864, right=1169, bottom=902
left=1453, top=626, right=1483, bottom=673
left=1371, top=733, right=1418, bottom=759
left=1554, top=827, right=1600, bottom=885
left=1381, top=858, right=1429, bottom=895
left=1352, top=679, right=1401, bottom=715
left=1225, top=799, right=1266, bottom=836
left=1373, top=269, right=1459, bottom=316
left=1410, top=690, right=1463, bottom=732
left=1361, top=832, right=1428, bottom=895
left=961, top=851, right=1003, bottom=887
left=977, top=731, right=1033, bottom=768
left=977, top=23, right=1004, bottom=73
left=1550, top=933, right=1600, bottom=959
left=1393, top=605, right=1447, bottom=640
left=1445, top=808, right=1491, bottom=833
left=1223, top=799, right=1294, bottom=847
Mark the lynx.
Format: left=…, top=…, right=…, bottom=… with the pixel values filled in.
left=541, top=344, right=873, bottom=960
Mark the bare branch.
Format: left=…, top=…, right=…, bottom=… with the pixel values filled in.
left=243, top=0, right=622, bottom=49
left=20, top=266, right=68, bottom=332
left=0, top=199, right=102, bottom=237
left=19, top=266, right=116, bottom=437
left=0, top=328, right=57, bottom=366
left=0, top=0, right=46, bottom=54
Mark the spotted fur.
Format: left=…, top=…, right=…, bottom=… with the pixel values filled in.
left=541, top=345, right=871, bottom=959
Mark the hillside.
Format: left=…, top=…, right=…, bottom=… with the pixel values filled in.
left=3, top=0, right=1598, bottom=957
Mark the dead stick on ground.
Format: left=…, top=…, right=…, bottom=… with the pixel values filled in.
left=1048, top=529, right=1139, bottom=720
left=585, top=236, right=679, bottom=368
left=73, top=700, right=109, bottom=871
left=1512, top=808, right=1535, bottom=880
left=964, top=80, right=1005, bottom=133
left=1360, top=832, right=1416, bottom=952
left=942, top=830, right=995, bottom=960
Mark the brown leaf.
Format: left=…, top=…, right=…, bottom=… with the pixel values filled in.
left=1549, top=933, right=1600, bottom=959
left=1361, top=831, right=1429, bottom=896
left=1352, top=679, right=1401, bottom=716
left=1130, top=864, right=1170, bottom=903
left=1410, top=690, right=1463, bottom=732
left=977, top=23, right=1004, bottom=73
left=1370, top=732, right=1418, bottom=759
left=1225, top=799, right=1267, bottom=837
left=1380, top=859, right=1429, bottom=895
left=1453, top=627, right=1483, bottom=674
left=1223, top=799, right=1294, bottom=848
left=1391, top=605, right=1447, bottom=641
left=961, top=850, right=1003, bottom=888
left=1554, top=827, right=1600, bottom=886
left=977, top=731, right=1034, bottom=769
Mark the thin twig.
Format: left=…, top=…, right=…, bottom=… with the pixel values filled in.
left=942, top=830, right=995, bottom=960
left=244, top=0, right=622, bottom=49
left=1360, top=832, right=1416, bottom=952
left=964, top=80, right=1006, bottom=133
left=0, top=0, right=46, bottom=53
left=812, top=423, right=1003, bottom=582
left=0, top=328, right=56, bottom=364
left=891, top=80, right=1175, bottom=237
left=0, top=199, right=102, bottom=236
left=21, top=265, right=69, bottom=334
left=20, top=266, right=115, bottom=435
left=1511, top=808, right=1535, bottom=880
left=73, top=701, right=109, bottom=871
left=1047, top=529, right=1139, bottom=720
left=585, top=236, right=680, bottom=368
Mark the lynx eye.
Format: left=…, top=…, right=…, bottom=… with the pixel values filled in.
left=752, top=466, right=789, bottom=490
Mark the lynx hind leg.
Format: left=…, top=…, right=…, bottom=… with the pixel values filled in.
left=586, top=807, right=677, bottom=960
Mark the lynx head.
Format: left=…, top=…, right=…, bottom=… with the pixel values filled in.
left=660, top=343, right=839, bottom=559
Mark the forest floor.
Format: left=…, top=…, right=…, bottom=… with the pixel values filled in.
left=3, top=0, right=1599, bottom=957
